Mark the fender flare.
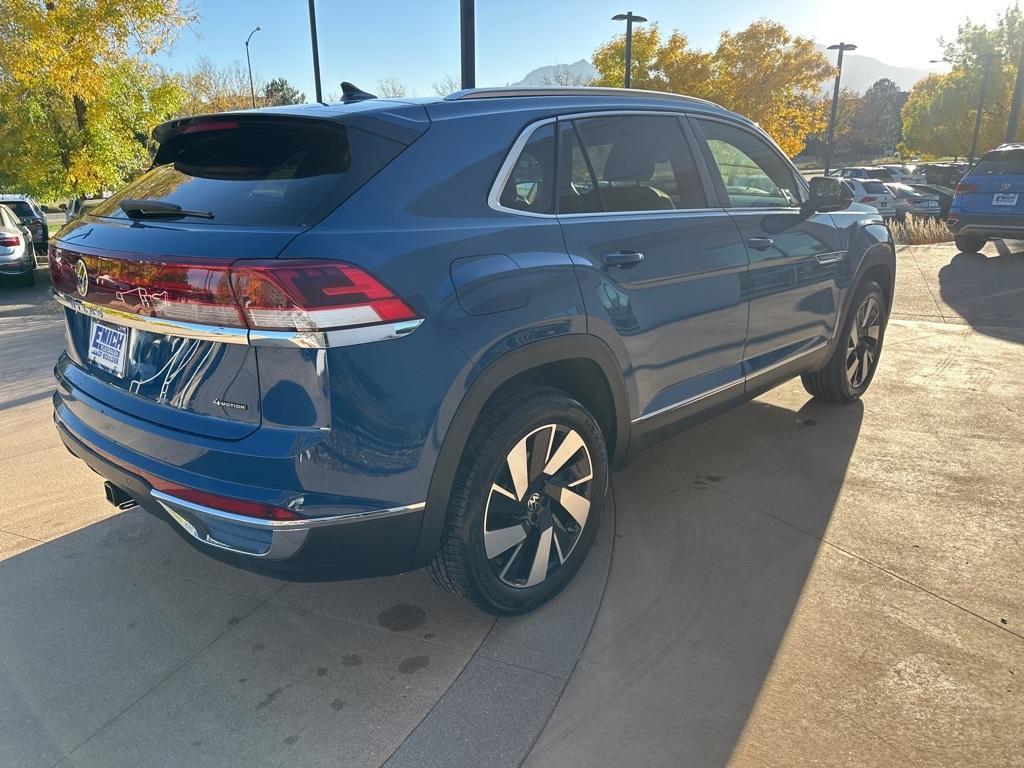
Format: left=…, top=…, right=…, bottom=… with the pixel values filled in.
left=410, top=333, right=630, bottom=568
left=835, top=237, right=896, bottom=348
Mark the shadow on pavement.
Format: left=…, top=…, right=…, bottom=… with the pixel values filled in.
left=527, top=393, right=864, bottom=767
left=0, top=267, right=56, bottom=320
left=939, top=246, right=1024, bottom=343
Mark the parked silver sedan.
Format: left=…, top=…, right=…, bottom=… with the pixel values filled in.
left=885, top=183, right=941, bottom=222
left=0, top=203, right=36, bottom=286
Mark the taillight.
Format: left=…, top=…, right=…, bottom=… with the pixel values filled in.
left=230, top=260, right=418, bottom=332
left=0, top=235, right=20, bottom=247
left=50, top=249, right=419, bottom=334
left=955, top=183, right=977, bottom=195
left=861, top=196, right=877, bottom=203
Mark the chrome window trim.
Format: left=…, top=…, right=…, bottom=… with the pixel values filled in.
left=631, top=340, right=830, bottom=424
left=53, top=289, right=423, bottom=349
left=488, top=109, right=727, bottom=220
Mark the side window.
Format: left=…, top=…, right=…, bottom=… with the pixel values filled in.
left=499, top=123, right=555, bottom=214
left=558, top=114, right=707, bottom=214
left=697, top=120, right=802, bottom=208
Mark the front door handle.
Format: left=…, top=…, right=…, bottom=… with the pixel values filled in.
left=603, top=250, right=645, bottom=268
left=747, top=237, right=775, bottom=251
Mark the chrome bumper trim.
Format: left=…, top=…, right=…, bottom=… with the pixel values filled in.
left=53, top=289, right=423, bottom=349
left=151, top=489, right=426, bottom=560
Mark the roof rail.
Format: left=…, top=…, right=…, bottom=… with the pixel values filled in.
left=445, top=86, right=718, bottom=107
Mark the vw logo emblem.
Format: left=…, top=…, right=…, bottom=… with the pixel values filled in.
left=1001, top=182, right=1014, bottom=192
left=74, top=259, right=89, bottom=297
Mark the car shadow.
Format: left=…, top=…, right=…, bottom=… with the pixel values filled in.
left=531, top=392, right=864, bottom=766
left=938, top=245, right=1024, bottom=344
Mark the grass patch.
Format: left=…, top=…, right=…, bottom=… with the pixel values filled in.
left=890, top=217, right=953, bottom=245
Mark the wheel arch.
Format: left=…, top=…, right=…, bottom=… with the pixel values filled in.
left=411, top=334, right=630, bottom=568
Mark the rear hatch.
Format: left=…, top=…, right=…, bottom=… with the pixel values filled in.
left=955, top=148, right=1024, bottom=214
left=53, top=110, right=424, bottom=439
left=856, top=181, right=895, bottom=214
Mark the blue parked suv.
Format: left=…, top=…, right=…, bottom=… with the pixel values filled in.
left=948, top=142, right=1024, bottom=252
left=50, top=86, right=894, bottom=614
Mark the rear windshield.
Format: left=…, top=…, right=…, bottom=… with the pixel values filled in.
left=972, top=150, right=1024, bottom=176
left=3, top=201, right=34, bottom=218
left=861, top=181, right=888, bottom=194
left=91, top=119, right=405, bottom=226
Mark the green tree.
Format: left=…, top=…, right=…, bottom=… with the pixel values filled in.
left=591, top=21, right=831, bottom=156
left=841, top=79, right=906, bottom=157
left=0, top=0, right=192, bottom=199
left=264, top=77, right=305, bottom=106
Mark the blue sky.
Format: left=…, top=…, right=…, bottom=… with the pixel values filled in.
left=154, top=0, right=1013, bottom=98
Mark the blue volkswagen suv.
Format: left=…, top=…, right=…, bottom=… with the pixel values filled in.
left=50, top=87, right=894, bottom=614
left=948, top=142, right=1024, bottom=252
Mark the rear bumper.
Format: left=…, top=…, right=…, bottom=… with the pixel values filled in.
left=54, top=406, right=428, bottom=574
left=947, top=213, right=1024, bottom=239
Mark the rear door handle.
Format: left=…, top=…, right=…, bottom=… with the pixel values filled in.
left=603, top=250, right=645, bottom=268
left=746, top=238, right=775, bottom=251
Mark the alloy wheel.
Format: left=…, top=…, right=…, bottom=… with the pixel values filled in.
left=846, top=295, right=881, bottom=389
left=483, top=424, right=594, bottom=588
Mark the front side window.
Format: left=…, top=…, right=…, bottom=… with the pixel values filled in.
left=697, top=120, right=801, bottom=208
left=499, top=123, right=555, bottom=214
left=558, top=114, right=707, bottom=214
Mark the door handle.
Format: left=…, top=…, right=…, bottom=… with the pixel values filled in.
left=746, top=237, right=775, bottom=251
left=814, top=252, right=844, bottom=265
left=603, top=250, right=645, bottom=268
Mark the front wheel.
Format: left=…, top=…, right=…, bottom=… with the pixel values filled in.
left=428, top=387, right=608, bottom=615
left=802, top=280, right=887, bottom=403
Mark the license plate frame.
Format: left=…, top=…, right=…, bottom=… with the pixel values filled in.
left=87, top=319, right=130, bottom=378
left=992, top=193, right=1018, bottom=206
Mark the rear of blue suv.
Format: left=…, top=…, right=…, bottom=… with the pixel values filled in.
left=948, top=142, right=1024, bottom=252
left=52, top=88, right=894, bottom=614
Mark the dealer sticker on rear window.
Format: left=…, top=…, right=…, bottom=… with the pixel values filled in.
left=87, top=320, right=129, bottom=378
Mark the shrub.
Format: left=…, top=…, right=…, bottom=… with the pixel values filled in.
left=890, top=217, right=953, bottom=245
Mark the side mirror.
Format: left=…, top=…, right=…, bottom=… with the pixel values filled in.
left=59, top=203, right=67, bottom=211
left=803, top=176, right=853, bottom=214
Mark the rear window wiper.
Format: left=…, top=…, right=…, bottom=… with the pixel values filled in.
left=119, top=199, right=214, bottom=220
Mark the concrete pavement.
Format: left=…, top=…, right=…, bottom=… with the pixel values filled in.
left=1, top=242, right=1022, bottom=767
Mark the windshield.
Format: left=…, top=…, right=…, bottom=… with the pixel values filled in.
left=91, top=119, right=406, bottom=226
left=972, top=152, right=1024, bottom=175
left=861, top=181, right=889, bottom=194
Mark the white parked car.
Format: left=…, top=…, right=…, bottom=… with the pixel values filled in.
left=841, top=179, right=896, bottom=219
left=881, top=164, right=927, bottom=184
left=834, top=165, right=925, bottom=185
left=0, top=203, right=37, bottom=286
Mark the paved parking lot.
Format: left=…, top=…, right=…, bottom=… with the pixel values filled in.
left=1, top=242, right=1022, bottom=767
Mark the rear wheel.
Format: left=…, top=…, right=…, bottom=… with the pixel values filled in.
left=428, top=387, right=608, bottom=615
left=802, top=280, right=887, bottom=403
left=954, top=234, right=986, bottom=253
left=15, top=269, right=35, bottom=287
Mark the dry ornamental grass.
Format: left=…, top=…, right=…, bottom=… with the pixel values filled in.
left=889, top=217, right=954, bottom=245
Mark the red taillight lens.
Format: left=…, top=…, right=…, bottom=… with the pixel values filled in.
left=0, top=235, right=20, bottom=247
left=861, top=196, right=876, bottom=203
left=129, top=262, right=243, bottom=326
left=955, top=183, right=977, bottom=195
left=230, top=260, right=419, bottom=331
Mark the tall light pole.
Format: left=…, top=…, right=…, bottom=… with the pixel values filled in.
left=461, top=0, right=475, bottom=89
left=970, top=53, right=1002, bottom=163
left=307, top=0, right=323, bottom=103
left=1006, top=43, right=1024, bottom=143
left=244, top=26, right=261, bottom=109
left=822, top=42, right=857, bottom=176
left=612, top=12, right=647, bottom=88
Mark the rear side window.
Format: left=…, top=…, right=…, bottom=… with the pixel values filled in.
left=558, top=114, right=707, bottom=214
left=499, top=123, right=555, bottom=214
left=91, top=120, right=406, bottom=226
left=696, top=120, right=802, bottom=208
left=5, top=201, right=34, bottom=218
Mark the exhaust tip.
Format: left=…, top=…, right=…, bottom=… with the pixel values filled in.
left=103, top=481, right=135, bottom=509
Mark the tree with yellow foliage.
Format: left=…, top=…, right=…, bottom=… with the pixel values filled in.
left=591, top=21, right=832, bottom=156
left=0, top=0, right=193, bottom=199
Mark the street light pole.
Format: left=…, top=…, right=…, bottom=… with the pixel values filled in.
left=1006, top=43, right=1024, bottom=143
left=612, top=12, right=647, bottom=88
left=244, top=26, right=261, bottom=109
left=822, top=42, right=857, bottom=176
left=460, top=0, right=475, bottom=89
left=307, top=0, right=323, bottom=103
left=969, top=53, right=1001, bottom=163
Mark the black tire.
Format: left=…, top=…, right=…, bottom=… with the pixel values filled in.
left=15, top=269, right=35, bottom=287
left=954, top=234, right=986, bottom=253
left=801, top=280, right=887, bottom=403
left=428, top=387, right=608, bottom=615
